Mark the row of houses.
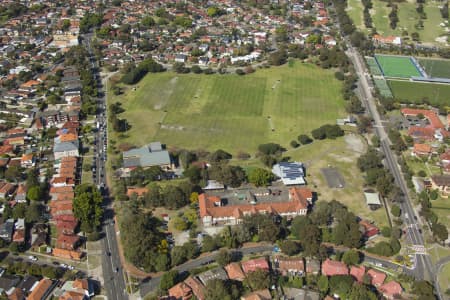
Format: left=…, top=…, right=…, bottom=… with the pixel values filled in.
left=167, top=256, right=403, bottom=300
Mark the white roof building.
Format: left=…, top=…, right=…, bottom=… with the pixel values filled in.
left=272, top=162, right=306, bottom=185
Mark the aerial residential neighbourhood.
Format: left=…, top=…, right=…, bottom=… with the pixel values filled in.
left=0, top=0, right=447, bottom=299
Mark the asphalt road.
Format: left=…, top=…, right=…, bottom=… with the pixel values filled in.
left=344, top=42, right=438, bottom=297
left=82, top=33, right=129, bottom=300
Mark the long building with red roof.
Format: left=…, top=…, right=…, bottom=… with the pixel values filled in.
left=199, top=187, right=313, bottom=226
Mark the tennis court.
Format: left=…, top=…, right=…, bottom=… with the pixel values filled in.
left=375, top=55, right=422, bottom=78
left=374, top=78, right=393, bottom=98
left=366, top=57, right=383, bottom=76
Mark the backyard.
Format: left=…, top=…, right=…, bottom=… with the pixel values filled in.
left=108, top=62, right=346, bottom=154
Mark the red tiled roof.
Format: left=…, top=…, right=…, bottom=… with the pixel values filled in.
left=379, top=281, right=402, bottom=298
left=225, top=262, right=245, bottom=281
left=56, top=234, right=80, bottom=250
left=184, top=277, right=205, bottom=300
left=401, top=108, right=444, bottom=130
left=350, top=265, right=365, bottom=282
left=52, top=248, right=83, bottom=260
left=321, top=259, right=348, bottom=276
left=413, top=143, right=432, bottom=155
left=27, top=279, right=53, bottom=300
left=168, top=282, right=192, bottom=300
left=126, top=187, right=149, bottom=198
left=367, top=269, right=386, bottom=286
left=276, top=257, right=305, bottom=273
left=241, top=258, right=269, bottom=274
left=199, top=187, right=312, bottom=219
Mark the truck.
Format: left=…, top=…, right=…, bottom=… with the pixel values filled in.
left=96, top=122, right=100, bottom=129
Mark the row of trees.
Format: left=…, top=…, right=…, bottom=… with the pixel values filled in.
left=121, top=58, right=165, bottom=85
left=108, top=102, right=130, bottom=133
left=418, top=191, right=448, bottom=244
left=357, top=148, right=395, bottom=197
left=362, top=0, right=373, bottom=28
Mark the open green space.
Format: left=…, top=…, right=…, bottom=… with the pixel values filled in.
left=375, top=55, right=421, bottom=78
left=349, top=0, right=448, bottom=44
left=418, top=58, right=450, bottom=78
left=438, top=263, right=450, bottom=297
left=387, top=80, right=450, bottom=106
left=430, top=195, right=450, bottom=229
left=109, top=62, right=346, bottom=154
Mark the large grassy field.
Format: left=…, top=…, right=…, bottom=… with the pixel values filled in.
left=109, top=62, right=346, bottom=154
left=387, top=80, right=450, bottom=106
left=418, top=58, right=450, bottom=78
left=347, top=0, right=448, bottom=44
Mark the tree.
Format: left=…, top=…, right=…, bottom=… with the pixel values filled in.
left=349, top=283, right=377, bottom=300
left=5, top=166, right=21, bottom=182
left=432, top=223, right=448, bottom=244
left=391, top=204, right=401, bottom=217
left=205, top=279, right=242, bottom=300
left=159, top=270, right=179, bottom=291
left=329, top=275, right=355, bottom=299
left=210, top=149, right=232, bottom=162
left=25, top=202, right=43, bottom=223
left=12, top=203, right=26, bottom=219
left=430, top=189, right=439, bottom=200
left=298, top=134, right=313, bottom=145
left=342, top=250, right=360, bottom=265
left=216, top=249, right=232, bottom=266
left=412, top=280, right=435, bottom=298
left=244, top=269, right=270, bottom=291
left=317, top=275, right=329, bottom=294
left=201, top=235, right=217, bottom=252
left=171, top=246, right=187, bottom=266
left=207, top=6, right=223, bottom=17
left=381, top=226, right=392, bottom=238
left=172, top=216, right=188, bottom=231
left=141, top=15, right=155, bottom=28
left=27, top=186, right=41, bottom=201
left=248, top=168, right=275, bottom=187
left=280, top=240, right=301, bottom=256
left=73, top=184, right=103, bottom=233
left=290, top=140, right=300, bottom=148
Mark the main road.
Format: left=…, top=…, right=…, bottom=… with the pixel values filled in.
left=81, top=33, right=129, bottom=300
left=344, top=43, right=439, bottom=297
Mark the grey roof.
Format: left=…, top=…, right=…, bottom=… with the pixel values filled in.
left=54, top=139, right=79, bottom=153
left=0, top=219, right=14, bottom=240
left=0, top=274, right=20, bottom=292
left=283, top=288, right=320, bottom=300
left=17, top=275, right=39, bottom=293
left=123, top=143, right=170, bottom=168
left=198, top=267, right=228, bottom=285
left=272, top=162, right=305, bottom=185
left=364, top=191, right=381, bottom=205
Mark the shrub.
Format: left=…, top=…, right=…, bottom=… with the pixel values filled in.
left=290, top=140, right=300, bottom=148
left=298, top=134, right=313, bottom=145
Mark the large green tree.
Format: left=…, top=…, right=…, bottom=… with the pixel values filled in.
left=73, top=184, right=103, bottom=232
left=248, top=168, right=275, bottom=187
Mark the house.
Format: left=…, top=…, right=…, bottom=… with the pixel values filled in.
left=56, top=234, right=80, bottom=250
left=0, top=274, right=20, bottom=295
left=372, top=34, right=401, bottom=46
left=0, top=182, right=16, bottom=199
left=175, top=54, right=187, bottom=63
left=168, top=282, right=192, bottom=300
left=14, top=184, right=26, bottom=203
left=225, top=263, right=246, bottom=281
left=27, top=278, right=54, bottom=300
left=0, top=219, right=14, bottom=242
left=56, top=219, right=78, bottom=235
left=321, top=259, right=348, bottom=276
left=350, top=265, right=365, bottom=282
left=52, top=248, right=83, bottom=261
left=20, top=153, right=35, bottom=168
left=197, top=268, right=228, bottom=285
left=126, top=187, right=149, bottom=199
left=241, top=258, right=269, bottom=274
left=31, top=223, right=48, bottom=249
left=8, top=287, right=24, bottom=300
left=359, top=220, right=379, bottom=238
left=363, top=190, right=381, bottom=210
left=408, top=126, right=437, bottom=141
left=283, top=288, right=320, bottom=300
left=379, top=281, right=402, bottom=299
left=199, top=187, right=312, bottom=226
left=241, top=289, right=272, bottom=300
left=53, top=137, right=79, bottom=160
left=401, top=108, right=444, bottom=130
left=305, top=258, right=320, bottom=275
left=17, top=275, right=40, bottom=296
left=367, top=269, right=386, bottom=286
left=122, top=142, right=171, bottom=170
left=273, top=256, right=305, bottom=276
left=272, top=162, right=306, bottom=185
left=412, top=143, right=432, bottom=157
left=59, top=279, right=95, bottom=299
left=12, top=218, right=25, bottom=243
left=183, top=277, right=205, bottom=300
left=430, top=174, right=450, bottom=198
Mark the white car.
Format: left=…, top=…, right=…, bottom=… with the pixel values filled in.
left=28, top=256, right=38, bottom=261
left=68, top=265, right=74, bottom=270
left=61, top=264, right=68, bottom=268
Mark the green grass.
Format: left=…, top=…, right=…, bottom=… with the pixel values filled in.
left=418, top=58, right=450, bottom=79
left=373, top=78, right=393, bottom=98
left=430, top=196, right=450, bottom=229
left=351, top=0, right=448, bottom=44
left=366, top=57, right=383, bottom=76
left=387, top=80, right=450, bottom=106
left=109, top=62, right=346, bottom=154
left=438, top=263, right=450, bottom=297
left=375, top=55, right=421, bottom=78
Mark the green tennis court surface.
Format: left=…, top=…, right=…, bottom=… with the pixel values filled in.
left=375, top=55, right=422, bottom=78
